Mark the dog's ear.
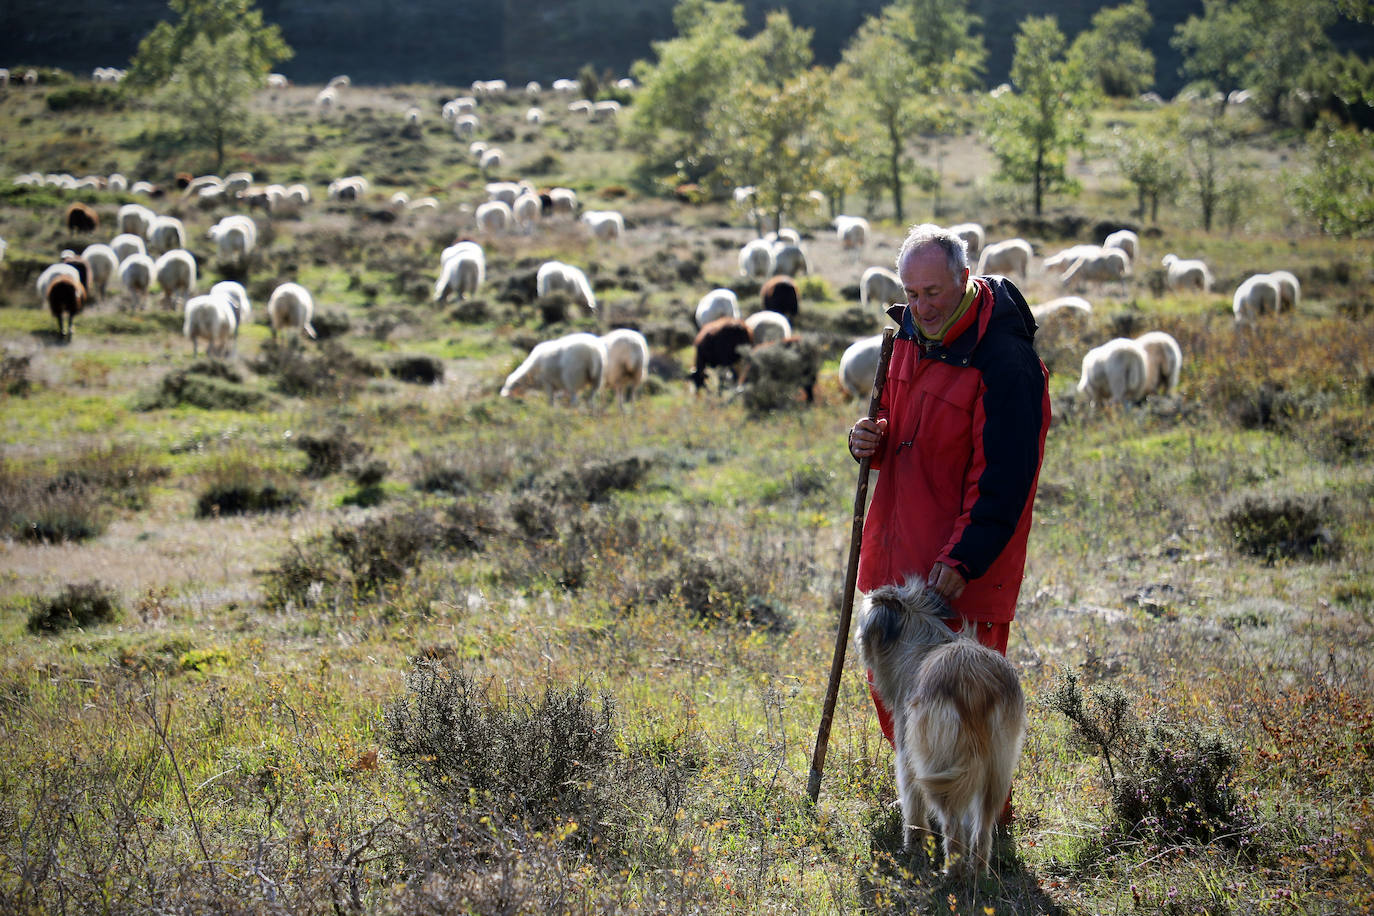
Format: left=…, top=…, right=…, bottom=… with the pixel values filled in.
left=858, top=595, right=904, bottom=651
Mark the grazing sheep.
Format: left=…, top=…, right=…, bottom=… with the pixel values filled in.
left=977, top=238, right=1032, bottom=278
left=760, top=274, right=800, bottom=320
left=1042, top=243, right=1103, bottom=273
left=65, top=202, right=99, bottom=234
left=183, top=293, right=237, bottom=358
left=46, top=275, right=86, bottom=338
left=154, top=249, right=197, bottom=309
left=1103, top=229, right=1139, bottom=264
left=548, top=187, right=578, bottom=217
left=536, top=261, right=596, bottom=313
left=485, top=181, right=524, bottom=204
left=525, top=81, right=542, bottom=94
left=767, top=228, right=802, bottom=247
left=475, top=199, right=513, bottom=234
left=210, top=280, right=252, bottom=343
left=327, top=75, right=351, bottom=89
left=835, top=215, right=869, bottom=252
left=500, top=332, right=607, bottom=405
left=434, top=248, right=485, bottom=303
left=1077, top=338, right=1150, bottom=406
left=592, top=100, right=621, bottom=121
left=1060, top=247, right=1131, bottom=289
left=267, top=282, right=318, bottom=340
left=738, top=238, right=774, bottom=279
left=690, top=317, right=754, bottom=394
left=695, top=288, right=741, bottom=328
left=315, top=86, right=338, bottom=113
left=35, top=263, right=80, bottom=303
left=839, top=334, right=884, bottom=399
left=1161, top=254, right=1213, bottom=293
left=207, top=214, right=256, bottom=266
left=454, top=113, right=479, bottom=137
left=512, top=192, right=541, bottom=232
left=109, top=232, right=147, bottom=262
left=440, top=239, right=483, bottom=265
left=1133, top=330, right=1182, bottom=394
left=107, top=173, right=128, bottom=192
left=80, top=243, right=118, bottom=300
left=599, top=327, right=650, bottom=407
left=581, top=210, right=625, bottom=242
left=525, top=106, right=544, bottom=124
left=1232, top=273, right=1282, bottom=323
left=266, top=73, right=289, bottom=89
left=478, top=148, right=503, bottom=172
left=948, top=223, right=986, bottom=259
left=771, top=242, right=809, bottom=277
left=403, top=106, right=422, bottom=126
left=568, top=99, right=594, bottom=116
left=745, top=309, right=792, bottom=345
left=327, top=176, right=368, bottom=201
left=146, top=215, right=187, bottom=255
left=1030, top=296, right=1092, bottom=321
left=118, top=253, right=155, bottom=309
left=861, top=266, right=905, bottom=309
left=1267, top=270, right=1300, bottom=311
left=59, top=251, right=92, bottom=295
left=223, top=172, right=253, bottom=195
left=285, top=183, right=311, bottom=208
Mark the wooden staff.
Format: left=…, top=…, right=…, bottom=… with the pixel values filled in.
left=808, top=325, right=897, bottom=805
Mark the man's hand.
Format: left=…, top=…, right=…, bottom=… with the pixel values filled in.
left=927, top=562, right=966, bottom=601
left=848, top=417, right=887, bottom=460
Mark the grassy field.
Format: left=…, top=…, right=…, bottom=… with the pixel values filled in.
left=1, top=74, right=1372, bottom=914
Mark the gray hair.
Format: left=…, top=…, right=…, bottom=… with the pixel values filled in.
left=895, top=223, right=970, bottom=280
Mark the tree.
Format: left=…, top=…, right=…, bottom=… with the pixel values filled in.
left=1111, top=123, right=1181, bottom=224
left=1289, top=118, right=1374, bottom=237
left=157, top=31, right=261, bottom=173
left=128, top=0, right=291, bottom=91
left=983, top=17, right=1097, bottom=217
left=749, top=10, right=813, bottom=88
left=1177, top=108, right=1241, bottom=231
left=1070, top=0, right=1155, bottom=98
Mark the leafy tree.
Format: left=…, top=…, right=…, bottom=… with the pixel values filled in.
left=983, top=16, right=1097, bottom=217
left=127, top=0, right=291, bottom=91
left=749, top=10, right=813, bottom=88
left=1177, top=108, right=1241, bottom=231
left=1289, top=118, right=1374, bottom=237
left=158, top=31, right=260, bottom=172
left=1111, top=123, right=1181, bottom=224
left=1070, top=0, right=1155, bottom=98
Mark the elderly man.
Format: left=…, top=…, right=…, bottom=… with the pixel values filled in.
left=848, top=223, right=1050, bottom=752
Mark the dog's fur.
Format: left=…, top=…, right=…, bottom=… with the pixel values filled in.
left=855, top=577, right=1026, bottom=880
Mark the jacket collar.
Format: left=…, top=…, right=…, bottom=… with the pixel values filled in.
left=886, top=278, right=993, bottom=361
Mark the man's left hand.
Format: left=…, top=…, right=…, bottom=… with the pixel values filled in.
left=927, top=562, right=966, bottom=601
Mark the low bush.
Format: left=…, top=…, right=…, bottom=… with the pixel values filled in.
left=0, top=444, right=165, bottom=541
left=743, top=337, right=820, bottom=414
left=647, top=553, right=791, bottom=632
left=1222, top=493, right=1339, bottom=562
left=294, top=426, right=368, bottom=478
left=255, top=339, right=382, bottom=399
left=27, top=581, right=121, bottom=634
left=388, top=354, right=444, bottom=385
left=195, top=458, right=306, bottom=518
left=134, top=363, right=272, bottom=411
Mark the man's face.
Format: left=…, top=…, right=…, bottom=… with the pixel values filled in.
left=899, top=245, right=969, bottom=338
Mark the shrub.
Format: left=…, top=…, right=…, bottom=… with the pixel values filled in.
left=254, top=339, right=382, bottom=399
left=388, top=354, right=444, bottom=385
left=134, top=363, right=272, bottom=411
left=0, top=444, right=165, bottom=541
left=195, top=458, right=305, bottom=518
left=294, top=426, right=368, bottom=478
left=27, top=581, right=121, bottom=634
left=1222, top=494, right=1339, bottom=562
left=743, top=337, right=820, bottom=414
left=528, top=455, right=653, bottom=504
left=2, top=353, right=33, bottom=396
left=647, top=553, right=791, bottom=632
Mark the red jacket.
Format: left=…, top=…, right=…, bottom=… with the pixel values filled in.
left=857, top=275, right=1050, bottom=623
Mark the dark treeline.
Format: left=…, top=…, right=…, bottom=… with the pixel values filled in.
left=2, top=0, right=1370, bottom=95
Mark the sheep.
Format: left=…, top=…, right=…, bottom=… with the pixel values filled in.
left=154, top=249, right=197, bottom=309
left=146, top=215, right=187, bottom=255
left=839, top=334, right=884, bottom=399
left=948, top=223, right=985, bottom=259
left=1076, top=338, right=1151, bottom=406
left=1232, top=273, right=1281, bottom=323
left=592, top=100, right=621, bottom=121
left=183, top=293, right=237, bottom=358
left=36, top=263, right=80, bottom=303
left=616, top=77, right=636, bottom=91
left=552, top=78, right=578, bottom=92
left=454, top=113, right=479, bottom=137
left=109, top=232, right=147, bottom=262
left=568, top=99, right=595, bottom=116
left=327, top=176, right=368, bottom=201
left=315, top=86, right=338, bottom=113
left=223, top=172, right=253, bottom=195
left=107, top=173, right=128, bottom=192
left=695, top=288, right=741, bottom=328
left=599, top=327, right=650, bottom=407
left=403, top=106, right=422, bottom=126
left=434, top=248, right=484, bottom=303
left=266, top=73, right=289, bottom=89
left=512, top=192, right=541, bottom=232
left=525, top=107, right=544, bottom=124
left=581, top=210, right=624, bottom=242
left=1030, top=296, right=1092, bottom=322
left=1060, top=247, right=1131, bottom=290
left=767, top=228, right=801, bottom=247
left=500, top=332, right=607, bottom=405
left=478, top=147, right=503, bottom=172
left=525, top=81, right=542, bottom=95
left=1133, top=330, right=1182, bottom=394
left=118, top=253, right=155, bottom=309
left=689, top=317, right=754, bottom=394
left=548, top=187, right=578, bottom=217
left=536, top=261, right=597, bottom=313
left=207, top=214, right=257, bottom=266
left=861, top=266, right=905, bottom=309
left=836, top=215, right=869, bottom=252
left=771, top=242, right=809, bottom=277
left=745, top=309, right=792, bottom=345
left=738, top=238, right=774, bottom=279
left=46, top=275, right=85, bottom=339
left=267, top=282, right=318, bottom=340
left=65, top=202, right=99, bottom=234
left=1161, top=254, right=1214, bottom=293
left=977, top=238, right=1032, bottom=278
left=475, top=199, right=513, bottom=234
left=80, top=243, right=119, bottom=301
left=1103, top=229, right=1139, bottom=264
left=285, top=183, right=311, bottom=208
left=1267, top=270, right=1300, bottom=311
left=760, top=275, right=799, bottom=320
left=1043, top=244, right=1103, bottom=273
left=210, top=280, right=252, bottom=343
left=60, top=251, right=92, bottom=295
left=440, top=239, right=484, bottom=265
left=327, top=75, right=351, bottom=89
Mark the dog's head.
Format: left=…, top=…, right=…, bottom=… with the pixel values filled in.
left=855, top=577, right=959, bottom=658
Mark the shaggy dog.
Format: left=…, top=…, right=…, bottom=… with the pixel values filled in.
left=855, top=577, right=1026, bottom=880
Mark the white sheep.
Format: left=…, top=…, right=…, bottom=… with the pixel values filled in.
left=154, top=249, right=197, bottom=309
left=581, top=210, right=625, bottom=242
left=695, top=288, right=741, bottom=328
left=1161, top=254, right=1213, bottom=293
left=568, top=99, right=595, bottom=116
left=80, top=243, right=119, bottom=301
left=771, top=242, right=809, bottom=277
left=977, top=238, right=1032, bottom=277
left=1133, top=330, right=1182, bottom=394
left=548, top=187, right=578, bottom=217
left=1103, top=229, right=1139, bottom=264
left=109, top=233, right=147, bottom=262
left=286, top=183, right=311, bottom=208
left=767, top=228, right=802, bottom=246
left=860, top=266, right=904, bottom=309
left=117, top=203, right=155, bottom=236
left=592, top=100, right=621, bottom=121
left=1060, top=247, right=1131, bottom=289
left=1043, top=243, right=1103, bottom=273
left=266, top=73, right=289, bottom=89
left=484, top=181, right=523, bottom=204
left=475, top=199, right=513, bottom=234
left=223, top=172, right=253, bottom=195
left=183, top=293, right=237, bottom=358
left=478, top=147, right=503, bottom=172
left=267, top=282, right=318, bottom=340
left=598, top=327, right=650, bottom=407
left=835, top=215, right=869, bottom=252
left=327, top=176, right=368, bottom=201
left=403, top=106, right=422, bottom=126
left=536, top=261, right=596, bottom=312
left=525, top=81, right=542, bottom=95
left=1232, top=273, right=1281, bottom=323
left=407, top=197, right=439, bottom=214
left=1030, top=296, right=1092, bottom=322
left=211, top=280, right=252, bottom=342
left=1267, top=270, right=1300, bottom=311
left=440, top=240, right=484, bottom=265
left=327, top=75, right=351, bottom=89
left=146, top=215, right=187, bottom=256
left=207, top=214, right=257, bottom=266
left=107, top=173, right=128, bottom=192
left=35, top=263, right=80, bottom=303
left=1076, top=338, right=1150, bottom=406
left=315, top=86, right=338, bottom=113
left=552, top=78, right=578, bottom=92
left=434, top=248, right=485, bottom=303
left=738, top=239, right=774, bottom=279
left=745, top=309, right=792, bottom=345
left=500, top=332, right=607, bottom=405
left=454, top=114, right=479, bottom=138
left=512, top=192, right=541, bottom=233
left=838, top=335, right=884, bottom=399
left=118, top=253, right=155, bottom=309
left=525, top=107, right=544, bottom=124
left=948, top=222, right=985, bottom=259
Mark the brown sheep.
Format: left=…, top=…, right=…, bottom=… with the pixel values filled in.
left=60, top=251, right=91, bottom=293
left=46, top=275, right=86, bottom=339
left=689, top=317, right=753, bottom=394
left=760, top=274, right=799, bottom=320
left=64, top=202, right=99, bottom=234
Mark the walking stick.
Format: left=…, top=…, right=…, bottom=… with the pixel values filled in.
left=808, top=325, right=897, bottom=805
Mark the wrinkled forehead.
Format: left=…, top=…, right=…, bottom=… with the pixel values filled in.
left=899, top=244, right=963, bottom=287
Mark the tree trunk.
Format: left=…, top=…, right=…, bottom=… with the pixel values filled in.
left=887, top=120, right=904, bottom=224
left=1033, top=146, right=1044, bottom=217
